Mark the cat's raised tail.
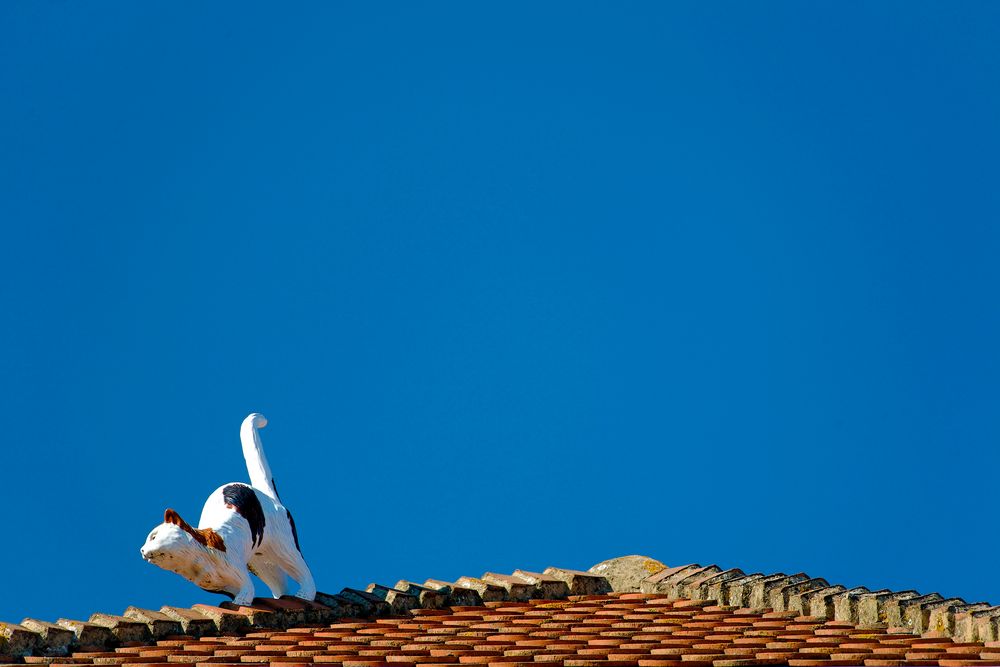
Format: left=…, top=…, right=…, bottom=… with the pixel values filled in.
left=240, top=413, right=279, bottom=500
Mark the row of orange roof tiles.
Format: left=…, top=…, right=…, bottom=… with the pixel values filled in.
left=631, top=562, right=1000, bottom=644
left=7, top=593, right=1000, bottom=667
left=3, top=557, right=999, bottom=667
left=0, top=568, right=609, bottom=660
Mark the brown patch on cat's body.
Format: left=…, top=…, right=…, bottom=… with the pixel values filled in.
left=164, top=508, right=227, bottom=551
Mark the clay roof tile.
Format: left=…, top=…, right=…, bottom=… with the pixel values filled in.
left=2, top=556, right=997, bottom=667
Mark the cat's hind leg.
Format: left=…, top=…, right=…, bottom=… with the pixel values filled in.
left=279, top=548, right=316, bottom=601
left=249, top=559, right=292, bottom=598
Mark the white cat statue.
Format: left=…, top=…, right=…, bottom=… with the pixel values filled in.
left=140, top=413, right=316, bottom=605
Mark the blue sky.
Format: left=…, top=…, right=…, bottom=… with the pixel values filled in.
left=1, top=2, right=998, bottom=623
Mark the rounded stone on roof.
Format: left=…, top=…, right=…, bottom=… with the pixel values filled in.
left=588, top=555, right=667, bottom=592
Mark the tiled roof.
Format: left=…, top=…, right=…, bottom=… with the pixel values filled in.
left=3, top=556, right=1000, bottom=667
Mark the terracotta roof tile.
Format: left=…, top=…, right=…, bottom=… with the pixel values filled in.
left=480, top=575, right=535, bottom=603
left=18, top=620, right=75, bottom=656
left=53, top=620, right=115, bottom=652
left=4, top=555, right=1000, bottom=666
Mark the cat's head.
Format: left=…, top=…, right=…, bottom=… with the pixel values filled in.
left=140, top=508, right=227, bottom=573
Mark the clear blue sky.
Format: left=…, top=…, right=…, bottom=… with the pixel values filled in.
left=1, top=2, right=998, bottom=624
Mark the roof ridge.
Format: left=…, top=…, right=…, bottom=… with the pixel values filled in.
left=592, top=555, right=1000, bottom=644
left=1, top=555, right=997, bottom=661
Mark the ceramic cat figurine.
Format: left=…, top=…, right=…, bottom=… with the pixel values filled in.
left=140, top=413, right=316, bottom=605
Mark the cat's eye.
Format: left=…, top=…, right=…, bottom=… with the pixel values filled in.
left=148, top=530, right=158, bottom=541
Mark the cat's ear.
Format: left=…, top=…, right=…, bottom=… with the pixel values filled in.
left=164, top=508, right=184, bottom=525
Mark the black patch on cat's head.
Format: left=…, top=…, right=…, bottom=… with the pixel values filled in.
left=223, top=483, right=266, bottom=548
left=286, top=509, right=301, bottom=552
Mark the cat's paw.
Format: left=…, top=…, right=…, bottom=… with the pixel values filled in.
left=294, top=588, right=316, bottom=601
left=232, top=592, right=254, bottom=606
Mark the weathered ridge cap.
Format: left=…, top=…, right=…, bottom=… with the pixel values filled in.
left=1, top=554, right=998, bottom=662
left=587, top=555, right=1000, bottom=642
left=0, top=563, right=610, bottom=659
left=587, top=554, right=666, bottom=592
